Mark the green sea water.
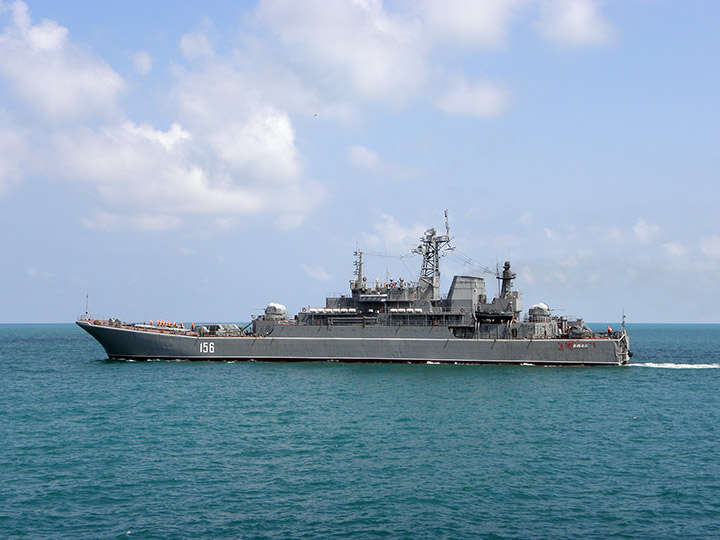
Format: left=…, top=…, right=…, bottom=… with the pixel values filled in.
left=1, top=323, right=719, bottom=539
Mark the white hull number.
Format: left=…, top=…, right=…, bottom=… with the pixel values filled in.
left=200, top=342, right=215, bottom=353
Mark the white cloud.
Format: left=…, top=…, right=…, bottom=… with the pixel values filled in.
left=419, top=0, right=521, bottom=48
left=256, top=0, right=427, bottom=102
left=179, top=26, right=215, bottom=62
left=302, top=264, right=333, bottom=281
left=701, top=235, right=720, bottom=259
left=0, top=0, right=626, bottom=235
left=0, top=1, right=124, bottom=120
left=537, top=0, right=616, bottom=47
left=633, top=218, right=660, bottom=243
left=64, top=54, right=322, bottom=230
left=0, top=3, right=324, bottom=229
left=123, top=121, right=190, bottom=151
left=165, top=58, right=328, bottom=225
left=349, top=144, right=380, bottom=170
left=361, top=213, right=426, bottom=250
left=208, top=108, right=301, bottom=180
left=436, top=77, right=511, bottom=117
left=172, top=51, right=337, bottom=128
left=53, top=120, right=322, bottom=231
left=133, top=51, right=152, bottom=75
left=662, top=241, right=685, bottom=258
left=55, top=123, right=260, bottom=215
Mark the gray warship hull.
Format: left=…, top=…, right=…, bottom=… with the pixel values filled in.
left=77, top=320, right=629, bottom=365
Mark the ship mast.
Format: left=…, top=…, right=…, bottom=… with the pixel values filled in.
left=352, top=250, right=364, bottom=290
left=415, top=211, right=453, bottom=302
left=498, top=261, right=516, bottom=298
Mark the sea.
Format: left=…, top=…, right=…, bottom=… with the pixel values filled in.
left=1, top=323, right=719, bottom=540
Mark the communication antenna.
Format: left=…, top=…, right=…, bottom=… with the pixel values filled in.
left=444, top=209, right=450, bottom=237
left=85, top=293, right=89, bottom=320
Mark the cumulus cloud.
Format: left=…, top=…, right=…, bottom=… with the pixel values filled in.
left=419, top=0, right=521, bottom=48
left=133, top=51, right=152, bottom=75
left=436, top=77, right=511, bottom=117
left=0, top=1, right=124, bottom=120
left=171, top=46, right=352, bottom=126
left=208, top=109, right=301, bottom=180
left=633, top=218, right=660, bottom=243
left=166, top=58, right=327, bottom=224
left=179, top=25, right=214, bottom=62
left=56, top=123, right=259, bottom=213
left=537, top=0, right=616, bottom=47
left=0, top=0, right=625, bottom=233
left=52, top=119, right=323, bottom=231
left=256, top=0, right=427, bottom=102
left=254, top=0, right=617, bottom=115
left=0, top=2, right=325, bottom=230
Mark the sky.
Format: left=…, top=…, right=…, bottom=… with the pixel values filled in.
left=0, top=0, right=719, bottom=324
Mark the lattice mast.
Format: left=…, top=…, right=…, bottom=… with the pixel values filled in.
left=352, top=250, right=364, bottom=289
left=415, top=210, right=453, bottom=302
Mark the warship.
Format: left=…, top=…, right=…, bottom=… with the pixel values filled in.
left=77, top=218, right=631, bottom=365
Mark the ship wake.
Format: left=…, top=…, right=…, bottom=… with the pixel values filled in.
left=631, top=362, right=720, bottom=369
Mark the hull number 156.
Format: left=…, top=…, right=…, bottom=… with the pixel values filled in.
left=200, top=342, right=215, bottom=353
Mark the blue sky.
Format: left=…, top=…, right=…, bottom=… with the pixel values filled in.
left=1, top=0, right=719, bottom=323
